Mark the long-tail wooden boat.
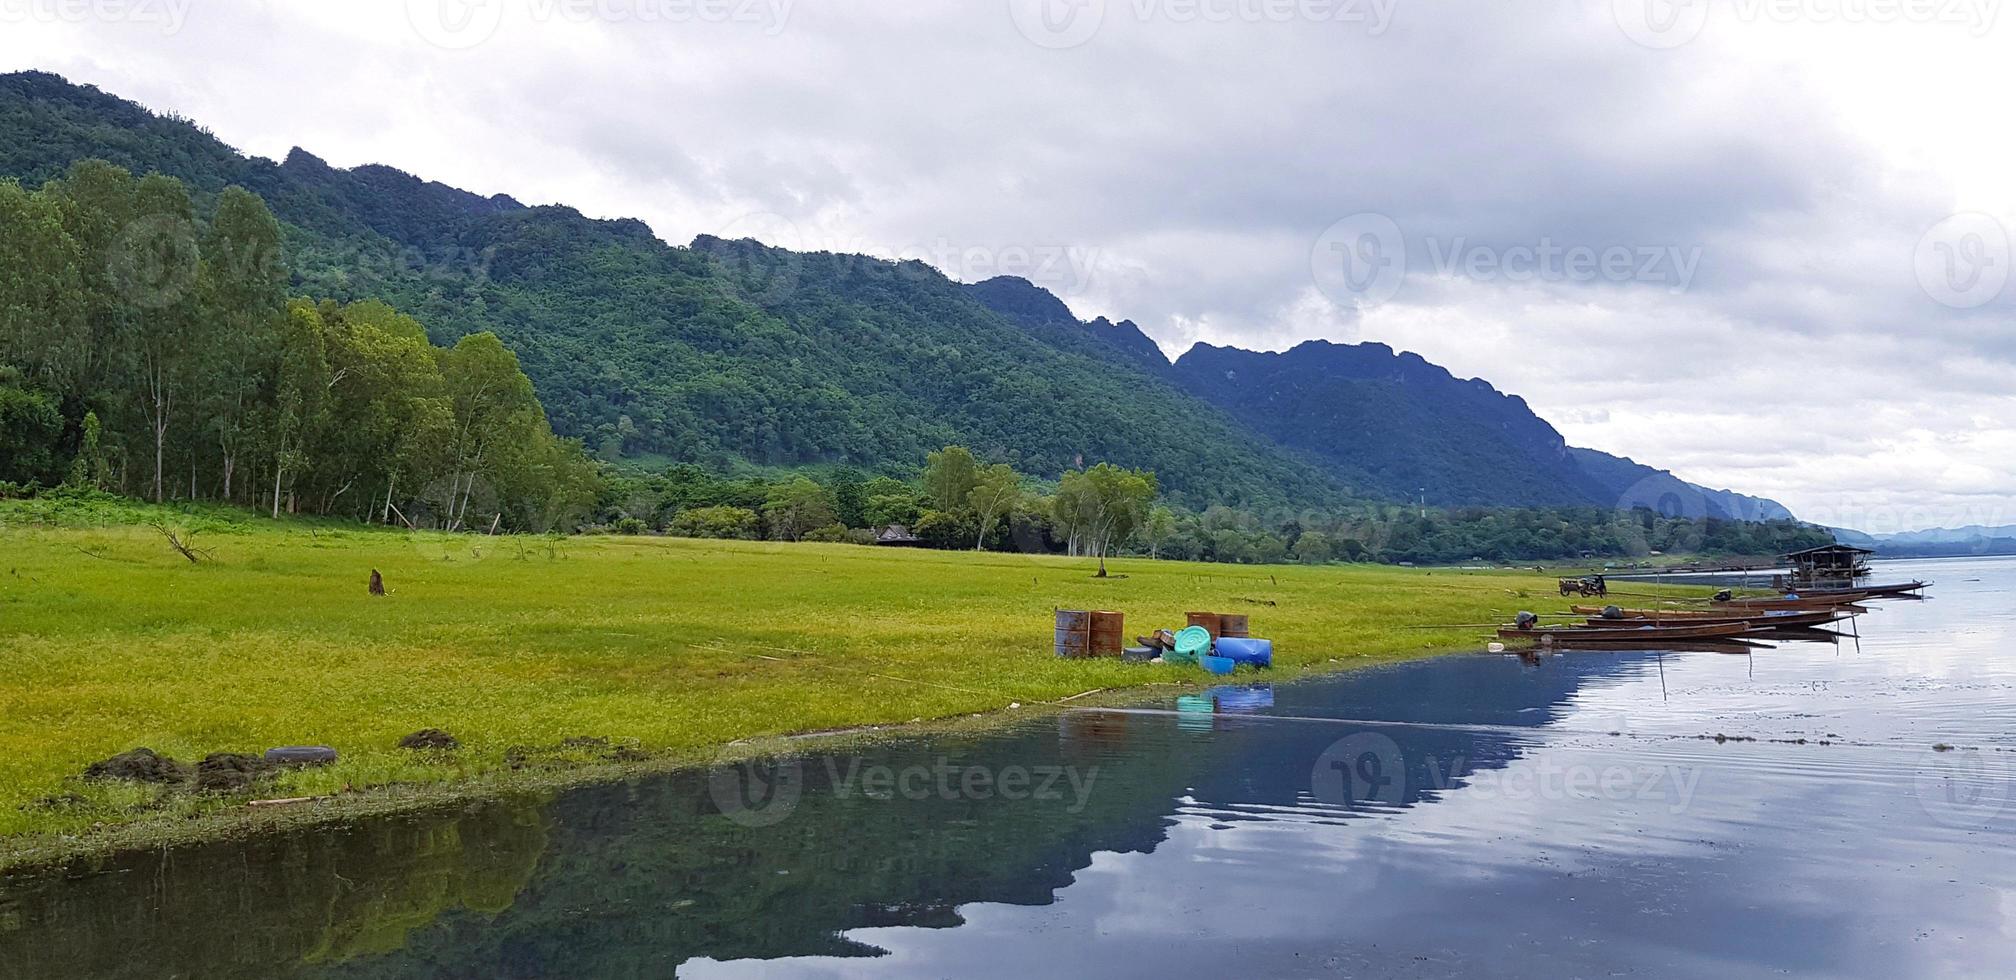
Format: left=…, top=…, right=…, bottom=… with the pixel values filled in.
left=1498, top=622, right=1753, bottom=643
left=1514, top=638, right=1775, bottom=654
left=1791, top=580, right=1928, bottom=598
left=1712, top=595, right=1873, bottom=611
left=1579, top=609, right=1845, bottom=629
left=1749, top=626, right=1851, bottom=642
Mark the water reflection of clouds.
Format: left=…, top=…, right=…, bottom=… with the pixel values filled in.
left=688, top=561, right=2016, bottom=978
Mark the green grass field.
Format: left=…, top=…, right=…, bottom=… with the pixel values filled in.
left=0, top=497, right=1588, bottom=857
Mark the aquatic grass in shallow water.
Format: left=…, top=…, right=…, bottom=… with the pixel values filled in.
left=0, top=500, right=1591, bottom=848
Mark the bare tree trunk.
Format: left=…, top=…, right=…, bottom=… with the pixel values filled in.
left=382, top=472, right=397, bottom=525
left=222, top=453, right=234, bottom=501
left=271, top=460, right=284, bottom=519
left=152, top=414, right=165, bottom=503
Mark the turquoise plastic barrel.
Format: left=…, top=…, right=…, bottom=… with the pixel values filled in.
left=1214, top=636, right=1273, bottom=668
left=1173, top=626, right=1212, bottom=658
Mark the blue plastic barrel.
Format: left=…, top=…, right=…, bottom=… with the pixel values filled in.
left=1214, top=636, right=1273, bottom=668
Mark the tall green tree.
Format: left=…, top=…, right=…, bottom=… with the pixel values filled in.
left=921, top=445, right=979, bottom=513
left=763, top=477, right=839, bottom=541
left=124, top=173, right=203, bottom=500
left=1053, top=463, right=1158, bottom=577
left=437, top=331, right=541, bottom=530
left=266, top=301, right=331, bottom=517
left=966, top=463, right=1021, bottom=550
left=198, top=186, right=286, bottom=501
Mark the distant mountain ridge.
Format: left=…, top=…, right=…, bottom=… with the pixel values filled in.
left=1830, top=524, right=2016, bottom=557
left=965, top=275, right=1795, bottom=518
left=1, top=69, right=1799, bottom=521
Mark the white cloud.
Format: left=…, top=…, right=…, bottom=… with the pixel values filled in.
left=4, top=0, right=2011, bottom=526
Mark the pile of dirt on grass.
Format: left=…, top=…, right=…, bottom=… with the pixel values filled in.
left=79, top=748, right=283, bottom=794
left=194, top=753, right=273, bottom=793
left=82, top=748, right=188, bottom=784
left=397, top=729, right=459, bottom=751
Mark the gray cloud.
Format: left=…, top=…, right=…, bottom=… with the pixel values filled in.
left=4, top=0, right=2009, bottom=525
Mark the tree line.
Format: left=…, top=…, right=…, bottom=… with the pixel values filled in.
left=0, top=161, right=599, bottom=529
left=596, top=448, right=1831, bottom=566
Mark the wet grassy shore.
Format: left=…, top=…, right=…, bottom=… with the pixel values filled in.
left=0, top=497, right=1592, bottom=865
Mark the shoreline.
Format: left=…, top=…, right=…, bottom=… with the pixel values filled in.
left=0, top=647, right=1455, bottom=874
left=0, top=510, right=1724, bottom=874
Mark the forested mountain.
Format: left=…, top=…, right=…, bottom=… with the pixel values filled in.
left=1163, top=340, right=1793, bottom=517
left=0, top=71, right=1353, bottom=509
left=965, top=276, right=1171, bottom=375
left=0, top=70, right=1797, bottom=520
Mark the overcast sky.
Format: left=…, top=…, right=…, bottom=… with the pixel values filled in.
left=5, top=0, right=2012, bottom=531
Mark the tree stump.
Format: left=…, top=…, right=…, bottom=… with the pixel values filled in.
left=369, top=569, right=385, bottom=596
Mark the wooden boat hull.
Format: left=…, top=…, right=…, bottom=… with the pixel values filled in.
left=1794, top=581, right=1927, bottom=598
left=1580, top=609, right=1845, bottom=629
left=1714, top=596, right=1872, bottom=611
left=1500, top=622, right=1753, bottom=643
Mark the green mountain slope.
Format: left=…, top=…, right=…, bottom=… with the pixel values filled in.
left=0, top=70, right=1353, bottom=508
left=0, top=70, right=1797, bottom=520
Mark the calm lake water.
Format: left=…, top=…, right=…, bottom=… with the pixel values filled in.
left=3, top=557, right=2012, bottom=978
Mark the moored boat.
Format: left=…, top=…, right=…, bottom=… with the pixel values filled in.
left=1574, top=608, right=1847, bottom=629
left=1791, top=580, right=1928, bottom=598
left=1498, top=622, right=1754, bottom=643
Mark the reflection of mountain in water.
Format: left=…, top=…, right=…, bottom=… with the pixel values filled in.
left=0, top=652, right=1658, bottom=979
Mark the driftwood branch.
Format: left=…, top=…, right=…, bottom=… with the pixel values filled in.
left=149, top=523, right=209, bottom=563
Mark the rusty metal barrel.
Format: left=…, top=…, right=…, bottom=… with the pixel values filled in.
left=1186, top=611, right=1222, bottom=638
left=1055, top=609, right=1090, bottom=658
left=1089, top=610, right=1125, bottom=657
left=1217, top=613, right=1250, bottom=638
